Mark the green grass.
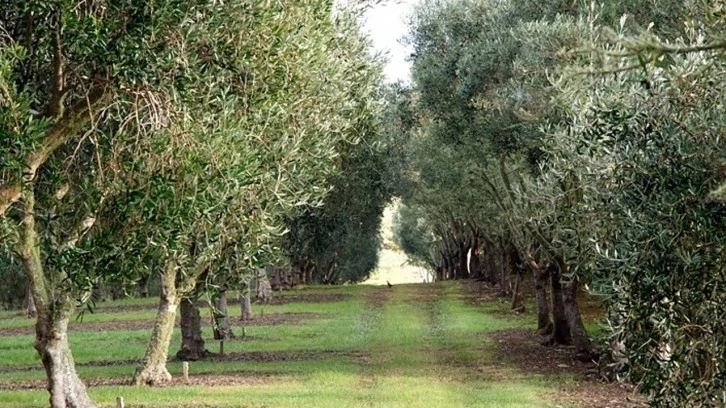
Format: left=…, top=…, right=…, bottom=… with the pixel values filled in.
left=0, top=282, right=580, bottom=408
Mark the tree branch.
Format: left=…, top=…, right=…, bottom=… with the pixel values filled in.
left=47, top=9, right=67, bottom=119
left=0, top=85, right=109, bottom=217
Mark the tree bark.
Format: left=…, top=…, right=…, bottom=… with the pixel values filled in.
left=499, top=247, right=512, bottom=297
left=563, top=277, right=595, bottom=360
left=240, top=286, right=253, bottom=321
left=446, top=254, right=455, bottom=280
left=34, top=303, right=96, bottom=408
left=547, top=265, right=571, bottom=345
left=176, top=295, right=208, bottom=361
left=137, top=273, right=151, bottom=298
left=306, top=263, right=314, bottom=284
left=133, top=263, right=178, bottom=385
left=534, top=266, right=553, bottom=335
left=16, top=183, right=96, bottom=408
left=511, top=270, right=525, bottom=313
left=212, top=287, right=233, bottom=341
left=0, top=86, right=108, bottom=217
left=457, top=240, right=468, bottom=279
left=469, top=237, right=481, bottom=279
left=26, top=283, right=37, bottom=318
left=484, top=240, right=497, bottom=285
left=509, top=249, right=525, bottom=312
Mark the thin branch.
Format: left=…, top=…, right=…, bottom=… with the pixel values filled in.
left=47, top=9, right=67, bottom=119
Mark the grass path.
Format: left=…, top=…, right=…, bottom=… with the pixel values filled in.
left=0, top=282, right=574, bottom=407
left=350, top=283, right=556, bottom=408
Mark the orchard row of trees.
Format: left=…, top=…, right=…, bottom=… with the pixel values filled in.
left=0, top=1, right=391, bottom=407
left=391, top=0, right=726, bottom=406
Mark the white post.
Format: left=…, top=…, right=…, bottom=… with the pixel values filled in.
left=183, top=361, right=189, bottom=383
left=116, top=396, right=125, bottom=408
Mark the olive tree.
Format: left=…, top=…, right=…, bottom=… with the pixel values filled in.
left=1, top=0, right=385, bottom=405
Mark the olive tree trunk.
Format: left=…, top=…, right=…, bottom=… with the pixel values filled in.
left=563, top=277, right=595, bottom=360
left=137, top=273, right=151, bottom=298
left=469, top=238, right=481, bottom=279
left=132, top=263, right=178, bottom=385
left=34, top=303, right=96, bottom=408
left=484, top=240, right=497, bottom=285
left=457, top=240, right=469, bottom=279
left=26, top=283, right=37, bottom=318
left=547, top=265, right=571, bottom=345
left=240, top=286, right=253, bottom=321
left=511, top=272, right=525, bottom=312
left=176, top=295, right=208, bottom=361
left=212, top=287, right=233, bottom=341
left=499, top=248, right=512, bottom=297
left=533, top=265, right=553, bottom=335
left=16, top=184, right=96, bottom=408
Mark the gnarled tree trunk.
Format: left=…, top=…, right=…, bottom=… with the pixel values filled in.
left=133, top=264, right=178, bottom=385
left=212, top=286, right=233, bottom=341
left=240, top=286, right=253, bottom=321
left=563, top=277, right=595, bottom=360
left=457, top=240, right=469, bottom=279
left=510, top=249, right=525, bottom=312
left=484, top=240, right=497, bottom=285
left=547, top=265, right=571, bottom=345
left=137, top=273, right=151, bottom=298
left=533, top=265, right=553, bottom=335
left=16, top=183, right=96, bottom=408
left=176, top=295, right=208, bottom=361
left=499, top=247, right=512, bottom=297
left=34, top=302, right=96, bottom=408
left=469, top=238, right=481, bottom=279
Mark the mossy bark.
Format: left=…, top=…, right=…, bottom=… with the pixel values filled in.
left=240, top=286, right=253, bottom=321
left=16, top=182, right=96, bottom=408
left=213, top=287, right=233, bottom=340
left=133, top=264, right=178, bottom=385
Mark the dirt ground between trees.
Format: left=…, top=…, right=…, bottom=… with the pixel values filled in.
left=0, top=312, right=324, bottom=336
left=0, top=372, right=282, bottom=391
left=460, top=280, right=646, bottom=408
left=490, top=329, right=645, bottom=408
left=0, top=349, right=369, bottom=390
left=84, top=293, right=351, bottom=314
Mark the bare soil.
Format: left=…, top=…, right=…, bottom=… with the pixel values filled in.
left=203, top=350, right=369, bottom=363
left=86, top=293, right=351, bottom=314
left=0, top=372, right=281, bottom=390
left=0, top=312, right=323, bottom=336
left=490, top=329, right=645, bottom=408
left=459, top=279, right=644, bottom=408
left=0, top=350, right=368, bottom=390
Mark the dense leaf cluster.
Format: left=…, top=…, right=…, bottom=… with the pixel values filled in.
left=391, top=0, right=726, bottom=406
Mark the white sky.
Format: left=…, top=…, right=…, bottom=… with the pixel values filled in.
left=362, top=0, right=420, bottom=83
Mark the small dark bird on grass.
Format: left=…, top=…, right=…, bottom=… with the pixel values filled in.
left=387, top=281, right=393, bottom=288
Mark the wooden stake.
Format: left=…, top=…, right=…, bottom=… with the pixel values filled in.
left=116, top=396, right=125, bottom=408
left=220, top=340, right=224, bottom=355
left=182, top=361, right=189, bottom=383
